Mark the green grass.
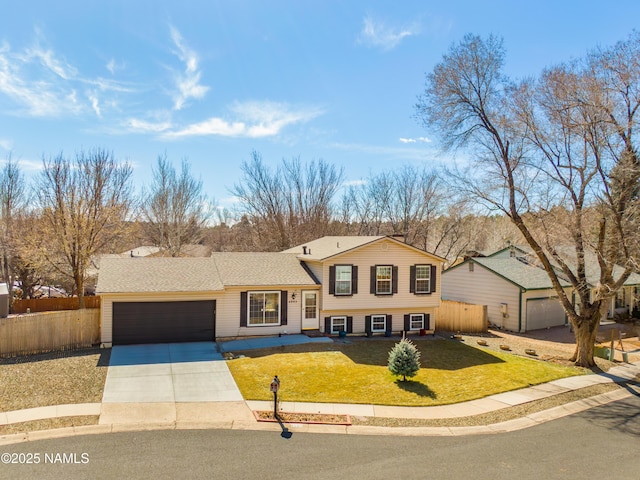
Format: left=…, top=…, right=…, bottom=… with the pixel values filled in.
left=225, top=338, right=584, bottom=406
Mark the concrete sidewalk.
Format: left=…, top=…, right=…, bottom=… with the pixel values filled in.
left=1, top=360, right=638, bottom=444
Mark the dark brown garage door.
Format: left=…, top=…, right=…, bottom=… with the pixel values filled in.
left=112, top=300, right=216, bottom=345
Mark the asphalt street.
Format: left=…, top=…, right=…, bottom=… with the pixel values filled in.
left=1, top=395, right=639, bottom=480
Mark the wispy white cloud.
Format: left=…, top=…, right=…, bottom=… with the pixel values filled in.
left=357, top=15, right=420, bottom=51
left=0, top=138, right=12, bottom=151
left=399, top=136, right=431, bottom=144
left=169, top=25, right=209, bottom=110
left=0, top=33, right=132, bottom=118
left=163, top=101, right=323, bottom=139
left=126, top=117, right=173, bottom=134
left=330, top=141, right=432, bottom=161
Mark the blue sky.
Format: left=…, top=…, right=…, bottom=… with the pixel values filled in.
left=1, top=1, right=639, bottom=208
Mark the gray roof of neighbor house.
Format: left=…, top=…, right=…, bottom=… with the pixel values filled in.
left=96, top=257, right=224, bottom=293
left=210, top=252, right=319, bottom=286
left=470, top=257, right=572, bottom=290
left=487, top=245, right=640, bottom=287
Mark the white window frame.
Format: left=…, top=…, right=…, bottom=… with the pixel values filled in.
left=415, top=265, right=431, bottom=294
left=335, top=265, right=352, bottom=296
left=376, top=265, right=393, bottom=295
left=409, top=313, right=425, bottom=331
left=248, top=291, right=281, bottom=326
left=331, top=316, right=347, bottom=334
left=371, top=314, right=386, bottom=332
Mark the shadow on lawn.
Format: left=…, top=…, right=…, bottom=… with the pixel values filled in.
left=340, top=338, right=505, bottom=371
left=232, top=337, right=505, bottom=371
left=395, top=379, right=437, bottom=399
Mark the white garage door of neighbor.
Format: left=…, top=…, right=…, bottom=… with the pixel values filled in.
left=526, top=297, right=566, bottom=331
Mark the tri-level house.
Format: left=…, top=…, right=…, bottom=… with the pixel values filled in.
left=97, top=236, right=444, bottom=346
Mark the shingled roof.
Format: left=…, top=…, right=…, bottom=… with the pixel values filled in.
left=210, top=252, right=319, bottom=286
left=96, top=257, right=224, bottom=293
left=97, top=252, right=318, bottom=294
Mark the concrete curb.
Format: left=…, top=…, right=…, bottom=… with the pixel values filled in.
left=0, top=388, right=634, bottom=445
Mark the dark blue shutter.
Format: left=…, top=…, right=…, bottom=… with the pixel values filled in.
left=280, top=291, right=288, bottom=325
left=240, top=292, right=247, bottom=327
left=324, top=317, right=331, bottom=333
left=410, top=266, right=416, bottom=293
left=346, top=316, right=353, bottom=333
left=392, top=266, right=398, bottom=294
left=351, top=266, right=358, bottom=294
left=386, top=314, right=393, bottom=335
left=365, top=315, right=372, bottom=335
left=370, top=266, right=376, bottom=294
left=329, top=266, right=336, bottom=295
left=404, top=314, right=410, bottom=331
left=430, top=265, right=437, bottom=293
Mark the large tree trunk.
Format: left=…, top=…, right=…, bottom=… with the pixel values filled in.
left=570, top=309, right=602, bottom=368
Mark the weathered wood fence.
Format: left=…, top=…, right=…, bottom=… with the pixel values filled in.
left=436, top=300, right=488, bottom=333
left=0, top=309, right=100, bottom=357
left=12, top=296, right=101, bottom=314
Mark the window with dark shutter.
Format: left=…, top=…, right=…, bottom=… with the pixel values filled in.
left=412, top=264, right=432, bottom=294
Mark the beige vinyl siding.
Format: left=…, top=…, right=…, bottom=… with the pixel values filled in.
left=320, top=307, right=437, bottom=335
left=217, top=285, right=319, bottom=337
left=442, top=263, right=521, bottom=331
left=321, top=239, right=442, bottom=312
left=101, top=285, right=319, bottom=343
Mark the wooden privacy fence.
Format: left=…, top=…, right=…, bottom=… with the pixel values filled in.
left=436, top=300, right=488, bottom=333
left=12, top=296, right=101, bottom=314
left=0, top=309, right=100, bottom=357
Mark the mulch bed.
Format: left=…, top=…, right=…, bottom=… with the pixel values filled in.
left=254, top=410, right=351, bottom=425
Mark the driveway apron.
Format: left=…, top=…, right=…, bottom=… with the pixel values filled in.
left=102, top=342, right=243, bottom=403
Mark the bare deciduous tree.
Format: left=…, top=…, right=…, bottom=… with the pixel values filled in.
left=0, top=155, right=26, bottom=302
left=415, top=33, right=640, bottom=366
left=34, top=149, right=133, bottom=307
left=231, top=151, right=343, bottom=250
left=140, top=155, right=211, bottom=257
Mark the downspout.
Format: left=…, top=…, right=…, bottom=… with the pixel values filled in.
left=518, top=289, right=523, bottom=333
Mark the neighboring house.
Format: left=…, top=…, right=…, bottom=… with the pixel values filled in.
left=442, top=245, right=640, bottom=333
left=96, top=236, right=444, bottom=346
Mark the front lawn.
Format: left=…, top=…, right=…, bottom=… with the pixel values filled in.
left=226, top=338, right=583, bottom=406
left=0, top=348, right=109, bottom=412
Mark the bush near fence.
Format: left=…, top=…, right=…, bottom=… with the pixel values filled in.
left=436, top=299, right=488, bottom=333
left=0, top=309, right=101, bottom=357
left=12, top=296, right=101, bottom=314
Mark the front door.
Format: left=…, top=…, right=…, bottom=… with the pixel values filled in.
left=302, top=291, right=319, bottom=330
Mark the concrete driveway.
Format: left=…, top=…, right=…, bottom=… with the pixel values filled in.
left=102, top=342, right=243, bottom=403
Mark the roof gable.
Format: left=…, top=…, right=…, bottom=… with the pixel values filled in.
left=284, top=236, right=444, bottom=263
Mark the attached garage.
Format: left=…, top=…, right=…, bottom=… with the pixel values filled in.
left=112, top=300, right=216, bottom=345
left=526, top=298, right=566, bottom=331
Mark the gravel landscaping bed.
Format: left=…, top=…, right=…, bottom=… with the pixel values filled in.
left=445, top=329, right=627, bottom=371
left=0, top=348, right=109, bottom=412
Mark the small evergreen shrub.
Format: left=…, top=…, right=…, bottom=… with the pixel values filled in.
left=388, top=338, right=421, bottom=381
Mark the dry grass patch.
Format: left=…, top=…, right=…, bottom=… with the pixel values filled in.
left=0, top=348, right=109, bottom=412
left=226, top=338, right=584, bottom=406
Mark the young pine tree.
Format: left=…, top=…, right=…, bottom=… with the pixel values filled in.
left=388, top=338, right=421, bottom=381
